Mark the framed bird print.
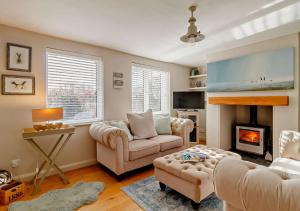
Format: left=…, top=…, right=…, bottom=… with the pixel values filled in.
left=113, top=72, right=124, bottom=89
left=7, top=43, right=32, bottom=72
left=2, top=75, right=35, bottom=95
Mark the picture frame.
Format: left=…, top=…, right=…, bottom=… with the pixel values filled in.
left=207, top=47, right=294, bottom=92
left=113, top=72, right=124, bottom=89
left=7, top=43, right=32, bottom=72
left=113, top=72, right=123, bottom=78
left=2, top=74, right=35, bottom=95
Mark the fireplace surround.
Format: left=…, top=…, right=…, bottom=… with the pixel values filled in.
left=207, top=95, right=293, bottom=159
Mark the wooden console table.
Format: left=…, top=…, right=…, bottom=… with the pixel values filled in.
left=22, top=124, right=75, bottom=194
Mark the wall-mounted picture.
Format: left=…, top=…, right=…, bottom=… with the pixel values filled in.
left=2, top=75, right=35, bottom=95
left=207, top=47, right=294, bottom=92
left=7, top=43, right=32, bottom=72
left=113, top=72, right=124, bottom=89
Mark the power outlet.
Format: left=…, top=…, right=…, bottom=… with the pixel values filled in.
left=11, top=159, right=21, bottom=168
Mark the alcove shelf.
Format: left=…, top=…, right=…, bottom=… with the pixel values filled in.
left=188, top=87, right=207, bottom=91
left=189, top=73, right=207, bottom=91
left=188, top=74, right=207, bottom=79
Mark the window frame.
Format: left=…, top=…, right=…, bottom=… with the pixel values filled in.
left=46, top=48, right=104, bottom=125
left=131, top=63, right=170, bottom=114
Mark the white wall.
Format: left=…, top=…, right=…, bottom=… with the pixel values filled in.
left=206, top=33, right=299, bottom=158
left=0, top=24, right=190, bottom=178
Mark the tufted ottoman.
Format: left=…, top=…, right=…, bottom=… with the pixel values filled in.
left=153, top=145, right=241, bottom=210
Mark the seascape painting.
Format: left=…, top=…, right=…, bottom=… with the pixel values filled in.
left=207, top=47, right=294, bottom=92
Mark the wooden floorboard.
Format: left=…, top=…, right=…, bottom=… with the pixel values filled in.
left=0, top=164, right=154, bottom=211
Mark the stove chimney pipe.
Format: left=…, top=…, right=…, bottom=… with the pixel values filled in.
left=249, top=105, right=258, bottom=125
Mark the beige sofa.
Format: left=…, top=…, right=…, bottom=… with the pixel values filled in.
left=214, top=130, right=300, bottom=211
left=89, top=117, right=193, bottom=176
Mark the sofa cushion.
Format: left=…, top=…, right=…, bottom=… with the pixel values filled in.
left=129, top=139, right=160, bottom=161
left=127, top=109, right=158, bottom=140
left=149, top=135, right=183, bottom=151
left=270, top=157, right=300, bottom=179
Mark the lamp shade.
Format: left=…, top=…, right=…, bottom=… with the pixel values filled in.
left=32, top=108, right=63, bottom=122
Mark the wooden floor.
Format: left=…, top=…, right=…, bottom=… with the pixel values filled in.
left=0, top=165, right=154, bottom=211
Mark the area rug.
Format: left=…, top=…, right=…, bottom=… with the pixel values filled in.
left=122, top=176, right=222, bottom=211
left=8, top=182, right=105, bottom=211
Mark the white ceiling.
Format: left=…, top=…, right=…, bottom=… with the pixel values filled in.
left=0, top=0, right=300, bottom=67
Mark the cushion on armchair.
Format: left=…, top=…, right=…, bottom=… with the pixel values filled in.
left=127, top=109, right=157, bottom=139
left=270, top=157, right=300, bottom=179
left=279, top=130, right=300, bottom=160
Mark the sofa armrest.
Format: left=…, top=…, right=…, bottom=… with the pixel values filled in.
left=214, top=157, right=300, bottom=211
left=89, top=122, right=129, bottom=150
left=170, top=117, right=194, bottom=147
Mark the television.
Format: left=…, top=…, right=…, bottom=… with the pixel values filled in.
left=173, top=91, right=205, bottom=110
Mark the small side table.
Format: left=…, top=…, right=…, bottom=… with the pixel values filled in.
left=22, top=124, right=75, bottom=194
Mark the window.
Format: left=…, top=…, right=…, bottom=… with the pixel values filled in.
left=131, top=63, right=170, bottom=113
left=46, top=49, right=103, bottom=124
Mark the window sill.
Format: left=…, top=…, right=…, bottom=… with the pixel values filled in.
left=65, top=119, right=102, bottom=127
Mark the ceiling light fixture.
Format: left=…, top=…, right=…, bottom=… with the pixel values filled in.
left=180, top=5, right=205, bottom=43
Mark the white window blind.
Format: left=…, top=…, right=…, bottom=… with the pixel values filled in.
left=46, top=49, right=103, bottom=124
left=131, top=64, right=170, bottom=113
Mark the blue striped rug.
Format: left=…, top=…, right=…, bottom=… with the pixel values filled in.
left=122, top=176, right=222, bottom=211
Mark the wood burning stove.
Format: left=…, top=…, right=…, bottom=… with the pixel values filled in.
left=234, top=105, right=271, bottom=156
left=236, top=125, right=265, bottom=155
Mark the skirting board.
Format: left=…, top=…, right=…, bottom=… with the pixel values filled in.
left=14, top=159, right=97, bottom=181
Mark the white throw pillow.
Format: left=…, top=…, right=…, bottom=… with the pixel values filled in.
left=127, top=109, right=158, bottom=139
left=279, top=130, right=300, bottom=160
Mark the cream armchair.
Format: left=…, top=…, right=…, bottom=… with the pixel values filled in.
left=213, top=130, right=300, bottom=211
left=89, top=118, right=193, bottom=177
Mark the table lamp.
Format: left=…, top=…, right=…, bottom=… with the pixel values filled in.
left=32, top=108, right=64, bottom=131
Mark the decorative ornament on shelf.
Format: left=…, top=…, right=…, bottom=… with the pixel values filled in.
left=180, top=5, right=205, bottom=43
left=190, top=68, right=199, bottom=76
left=32, top=108, right=64, bottom=131
left=0, top=170, right=12, bottom=186
left=198, top=65, right=207, bottom=75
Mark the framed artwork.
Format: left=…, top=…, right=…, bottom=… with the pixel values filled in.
left=113, top=72, right=124, bottom=89
left=2, top=74, right=35, bottom=95
left=7, top=43, right=32, bottom=72
left=207, top=47, right=294, bottom=92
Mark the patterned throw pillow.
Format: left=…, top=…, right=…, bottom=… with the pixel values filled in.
left=110, top=121, right=134, bottom=141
